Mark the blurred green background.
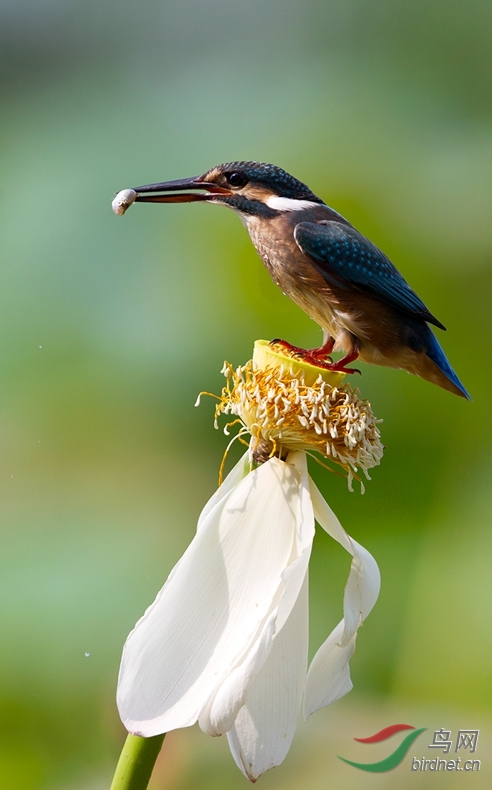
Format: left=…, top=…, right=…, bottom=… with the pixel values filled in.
left=0, top=1, right=491, bottom=788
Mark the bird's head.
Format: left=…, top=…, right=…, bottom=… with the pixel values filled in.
left=128, top=161, right=324, bottom=219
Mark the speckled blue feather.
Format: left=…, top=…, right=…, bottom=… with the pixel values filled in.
left=295, top=221, right=445, bottom=329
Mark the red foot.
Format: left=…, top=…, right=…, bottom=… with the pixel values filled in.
left=308, top=337, right=335, bottom=359
left=270, top=339, right=333, bottom=368
left=270, top=339, right=361, bottom=374
left=325, top=349, right=361, bottom=375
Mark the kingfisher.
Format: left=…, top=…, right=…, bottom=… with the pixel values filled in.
left=112, top=161, right=469, bottom=399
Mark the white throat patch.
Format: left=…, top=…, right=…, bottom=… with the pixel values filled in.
left=266, top=196, right=320, bottom=212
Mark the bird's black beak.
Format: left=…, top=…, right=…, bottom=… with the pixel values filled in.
left=131, top=176, right=231, bottom=204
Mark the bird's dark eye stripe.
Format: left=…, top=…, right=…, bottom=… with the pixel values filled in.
left=226, top=171, right=248, bottom=187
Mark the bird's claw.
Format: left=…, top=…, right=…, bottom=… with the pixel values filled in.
left=270, top=339, right=335, bottom=369
left=328, top=365, right=361, bottom=375
left=269, top=339, right=362, bottom=375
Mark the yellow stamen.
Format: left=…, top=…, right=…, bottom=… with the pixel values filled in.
left=201, top=340, right=383, bottom=486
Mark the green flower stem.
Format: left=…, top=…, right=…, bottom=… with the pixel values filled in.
left=110, top=733, right=166, bottom=790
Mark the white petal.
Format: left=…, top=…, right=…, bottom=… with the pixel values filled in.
left=303, top=621, right=356, bottom=715
left=196, top=451, right=250, bottom=531
left=198, top=611, right=277, bottom=736
left=303, top=479, right=380, bottom=718
left=227, top=575, right=309, bottom=782
left=117, top=457, right=302, bottom=736
left=199, top=452, right=315, bottom=737
left=309, top=479, right=380, bottom=639
left=340, top=537, right=380, bottom=643
left=275, top=452, right=315, bottom=632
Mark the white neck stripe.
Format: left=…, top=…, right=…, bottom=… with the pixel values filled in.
left=266, top=196, right=320, bottom=212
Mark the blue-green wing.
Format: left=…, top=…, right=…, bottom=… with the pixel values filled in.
left=294, top=221, right=445, bottom=329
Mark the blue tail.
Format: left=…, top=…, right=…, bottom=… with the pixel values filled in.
left=426, top=331, right=471, bottom=400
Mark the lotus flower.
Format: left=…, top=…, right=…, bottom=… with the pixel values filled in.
left=117, top=342, right=382, bottom=781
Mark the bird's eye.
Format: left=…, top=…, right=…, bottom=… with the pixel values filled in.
left=226, top=171, right=248, bottom=188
